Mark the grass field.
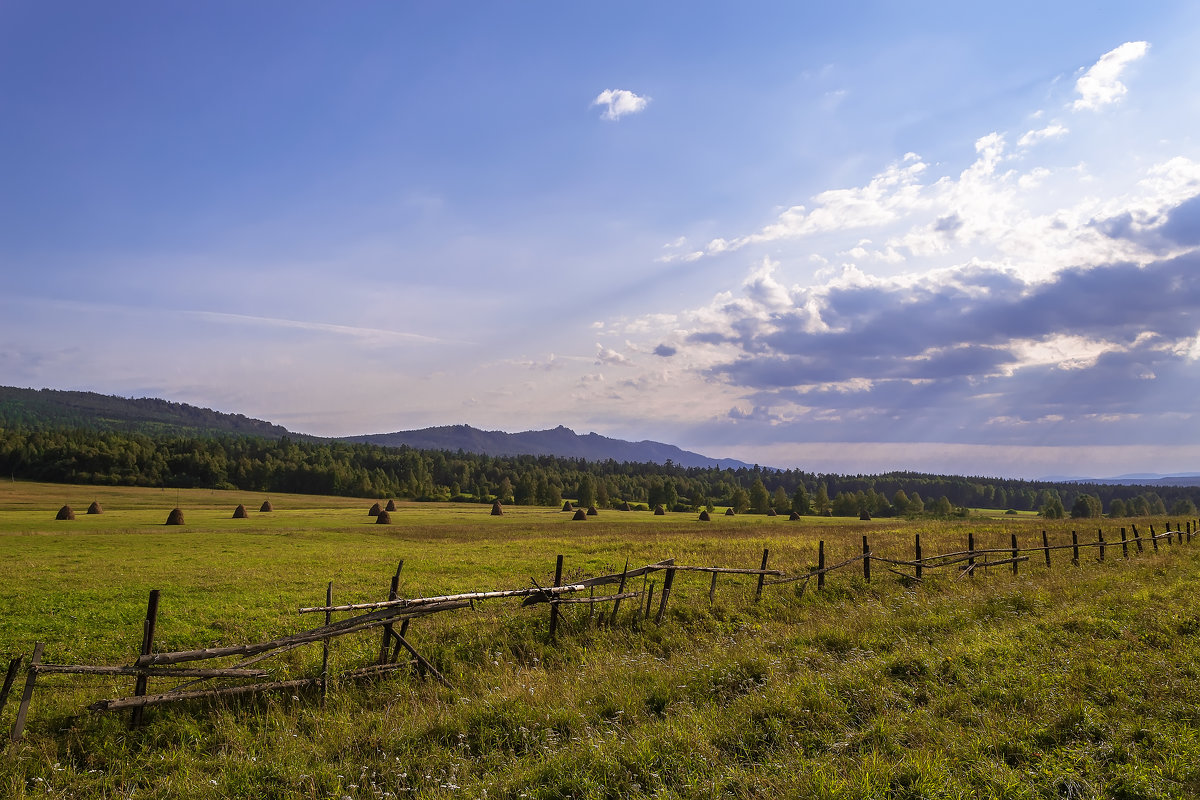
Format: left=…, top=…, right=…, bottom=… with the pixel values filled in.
left=3, top=480, right=1200, bottom=799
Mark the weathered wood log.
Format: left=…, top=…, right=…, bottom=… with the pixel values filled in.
left=552, top=591, right=640, bottom=605
left=131, top=589, right=160, bottom=728
left=0, top=656, right=21, bottom=716
left=34, top=664, right=270, bottom=678
left=755, top=549, right=770, bottom=600
left=89, top=678, right=317, bottom=712
left=655, top=566, right=676, bottom=623
left=303, top=583, right=593, bottom=614
left=764, top=553, right=866, bottom=586
left=10, top=642, right=43, bottom=742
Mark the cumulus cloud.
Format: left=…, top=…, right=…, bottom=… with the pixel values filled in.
left=595, top=344, right=633, bottom=366
left=1073, top=41, right=1148, bottom=111
left=1017, top=123, right=1069, bottom=148
left=592, top=89, right=650, bottom=121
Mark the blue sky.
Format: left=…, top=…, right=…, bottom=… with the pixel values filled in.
left=3, top=2, right=1199, bottom=479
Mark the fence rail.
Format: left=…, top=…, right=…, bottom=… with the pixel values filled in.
left=4, top=518, right=1197, bottom=743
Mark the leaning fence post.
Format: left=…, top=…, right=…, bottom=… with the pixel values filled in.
left=1151, top=525, right=1159, bottom=553
left=1098, top=529, right=1105, bottom=562
left=1011, top=534, right=1019, bottom=576
left=321, top=582, right=332, bottom=707
left=9, top=642, right=43, bottom=743
left=755, top=549, right=770, bottom=601
left=1042, top=530, right=1051, bottom=568
left=1121, top=527, right=1129, bottom=559
left=862, top=536, right=871, bottom=583
left=379, top=561, right=403, bottom=665
left=708, top=569, right=718, bottom=603
left=817, top=541, right=825, bottom=591
left=655, top=565, right=677, bottom=623
left=131, top=589, right=160, bottom=729
left=1134, top=524, right=1143, bottom=553
left=0, top=656, right=22, bottom=717
left=609, top=558, right=630, bottom=625
left=549, top=555, right=564, bottom=642
left=643, top=580, right=655, bottom=620
left=914, top=534, right=923, bottom=581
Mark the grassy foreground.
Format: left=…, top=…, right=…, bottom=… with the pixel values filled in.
left=2, top=481, right=1200, bottom=799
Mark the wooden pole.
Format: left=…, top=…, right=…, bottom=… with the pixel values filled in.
left=914, top=534, right=923, bottom=581
left=1151, top=525, right=1158, bottom=553
left=644, top=580, right=655, bottom=620
left=1121, top=527, right=1129, bottom=559
left=817, top=541, right=826, bottom=590
left=967, top=533, right=975, bottom=573
left=1042, top=530, right=1051, bottom=568
left=0, top=657, right=22, bottom=716
left=862, top=536, right=871, bottom=583
left=10, top=642, right=43, bottom=743
left=1177, top=523, right=1184, bottom=546
left=549, top=555, right=564, bottom=642
left=379, top=561, right=403, bottom=665
left=321, top=581, right=332, bottom=707
left=609, top=559, right=630, bottom=625
left=708, top=570, right=718, bottom=603
left=1011, top=534, right=1019, bottom=576
left=131, top=589, right=160, bottom=728
left=1071, top=531, right=1079, bottom=565
left=655, top=566, right=677, bottom=623
left=1133, top=524, right=1143, bottom=553
left=755, top=549, right=770, bottom=601
left=1098, top=529, right=1105, bottom=562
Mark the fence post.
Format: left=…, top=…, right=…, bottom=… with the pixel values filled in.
left=1134, top=524, right=1143, bottom=553
left=862, top=536, right=871, bottom=583
left=1188, top=521, right=1193, bottom=544
left=1121, top=527, right=1129, bottom=559
left=610, top=558, right=630, bottom=624
left=708, top=570, right=718, bottom=603
left=1177, top=523, right=1183, bottom=546
left=1011, top=534, right=1019, bottom=576
left=131, top=589, right=160, bottom=729
left=967, top=532, right=975, bottom=573
left=379, top=561, right=403, bottom=665
left=915, top=534, right=923, bottom=581
left=0, top=657, right=22, bottom=717
left=1071, top=531, right=1079, bottom=565
left=817, top=541, right=825, bottom=591
left=1042, top=530, right=1051, bottom=568
left=1151, top=525, right=1158, bottom=553
left=643, top=580, right=655, bottom=620
left=549, top=555, right=564, bottom=642
left=755, top=549, right=770, bottom=601
left=321, top=582, right=332, bottom=707
left=655, top=565, right=677, bottom=623
left=1098, top=529, right=1105, bottom=562
left=9, top=642, right=43, bottom=743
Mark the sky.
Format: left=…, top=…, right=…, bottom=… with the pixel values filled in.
left=3, top=2, right=1200, bottom=480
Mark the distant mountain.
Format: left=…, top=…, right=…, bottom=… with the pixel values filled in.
left=342, top=424, right=755, bottom=470
left=1043, top=473, right=1200, bottom=488
left=0, top=385, right=295, bottom=439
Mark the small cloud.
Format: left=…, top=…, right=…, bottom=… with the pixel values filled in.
left=1018, top=123, right=1069, bottom=148
left=1073, top=41, right=1148, bottom=111
left=592, top=89, right=650, bottom=121
left=595, top=344, right=633, bottom=366
left=653, top=344, right=677, bottom=357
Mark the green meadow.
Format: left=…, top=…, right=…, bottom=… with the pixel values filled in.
left=3, top=480, right=1200, bottom=799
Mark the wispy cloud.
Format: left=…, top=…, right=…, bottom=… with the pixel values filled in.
left=1073, top=41, right=1148, bottom=111
left=185, top=310, right=463, bottom=345
left=592, top=88, right=650, bottom=121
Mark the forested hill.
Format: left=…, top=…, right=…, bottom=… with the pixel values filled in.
left=342, top=424, right=753, bottom=470
left=0, top=386, right=295, bottom=439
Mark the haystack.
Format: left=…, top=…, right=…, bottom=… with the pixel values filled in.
left=724, top=508, right=735, bottom=516
left=767, top=508, right=778, bottom=517
left=587, top=506, right=598, bottom=516
left=491, top=501, right=504, bottom=516
left=260, top=500, right=273, bottom=512
left=562, top=501, right=573, bottom=512
left=619, top=501, right=631, bottom=511
left=385, top=499, right=397, bottom=512
left=232, top=504, right=249, bottom=519
left=56, top=505, right=75, bottom=521
left=789, top=511, right=801, bottom=520
left=572, top=509, right=587, bottom=520
left=698, top=510, right=711, bottom=521
left=165, top=508, right=184, bottom=525
left=368, top=502, right=383, bottom=516
left=654, top=505, right=666, bottom=516
left=375, top=510, right=392, bottom=524
left=86, top=501, right=103, bottom=515
left=859, top=511, right=872, bottom=521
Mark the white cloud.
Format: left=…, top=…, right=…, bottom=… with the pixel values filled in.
left=591, top=89, right=650, bottom=121
left=1073, top=41, right=1148, bottom=112
left=1017, top=123, right=1069, bottom=148
left=595, top=344, right=633, bottom=366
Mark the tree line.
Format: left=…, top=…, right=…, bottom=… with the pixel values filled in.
left=0, top=426, right=1196, bottom=518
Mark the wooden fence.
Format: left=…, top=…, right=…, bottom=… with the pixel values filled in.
left=4, top=518, right=1197, bottom=742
